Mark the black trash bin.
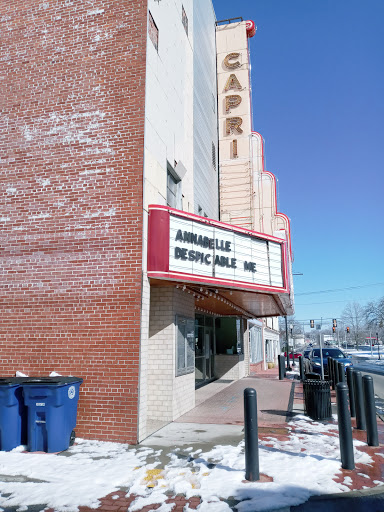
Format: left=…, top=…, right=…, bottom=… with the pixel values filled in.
left=303, top=379, right=332, bottom=420
left=305, top=372, right=321, bottom=380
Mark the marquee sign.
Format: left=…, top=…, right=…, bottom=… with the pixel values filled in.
left=147, top=205, right=289, bottom=294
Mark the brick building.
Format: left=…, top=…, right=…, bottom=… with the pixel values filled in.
left=1, top=0, right=293, bottom=444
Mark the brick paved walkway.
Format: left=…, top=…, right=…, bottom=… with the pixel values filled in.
left=74, top=491, right=202, bottom=512
left=175, top=375, right=294, bottom=427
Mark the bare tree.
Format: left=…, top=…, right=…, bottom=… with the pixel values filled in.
left=341, top=301, right=366, bottom=348
left=278, top=316, right=303, bottom=351
left=365, top=297, right=384, bottom=327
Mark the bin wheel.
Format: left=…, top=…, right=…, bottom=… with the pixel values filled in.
left=69, top=430, right=76, bottom=447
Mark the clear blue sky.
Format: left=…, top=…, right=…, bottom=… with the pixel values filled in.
left=213, top=0, right=384, bottom=328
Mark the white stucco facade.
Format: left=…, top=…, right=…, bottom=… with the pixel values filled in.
left=138, top=10, right=294, bottom=442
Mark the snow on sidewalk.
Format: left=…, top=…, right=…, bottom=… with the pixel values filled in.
left=0, top=414, right=383, bottom=512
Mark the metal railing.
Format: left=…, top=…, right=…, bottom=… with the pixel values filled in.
left=216, top=17, right=243, bottom=26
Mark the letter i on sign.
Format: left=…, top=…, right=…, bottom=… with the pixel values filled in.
left=232, top=139, right=238, bottom=158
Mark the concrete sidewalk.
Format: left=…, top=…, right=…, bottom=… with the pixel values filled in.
left=175, top=375, right=294, bottom=427
left=142, top=371, right=295, bottom=457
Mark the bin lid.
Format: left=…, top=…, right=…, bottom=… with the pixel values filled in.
left=0, top=377, right=23, bottom=386
left=0, top=377, right=83, bottom=385
left=21, top=377, right=83, bottom=385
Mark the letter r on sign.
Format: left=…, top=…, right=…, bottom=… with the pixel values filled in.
left=226, top=117, right=243, bottom=135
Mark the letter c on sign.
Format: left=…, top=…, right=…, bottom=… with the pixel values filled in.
left=224, top=52, right=241, bottom=69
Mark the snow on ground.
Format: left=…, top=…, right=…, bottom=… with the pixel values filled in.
left=0, top=415, right=377, bottom=512
left=347, top=348, right=384, bottom=367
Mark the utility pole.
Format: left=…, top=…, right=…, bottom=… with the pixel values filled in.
left=377, top=332, right=380, bottom=360
left=285, top=316, right=291, bottom=371
left=319, top=332, right=324, bottom=380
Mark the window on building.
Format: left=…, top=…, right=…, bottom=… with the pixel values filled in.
left=215, top=317, right=243, bottom=355
left=167, top=161, right=182, bottom=209
left=182, top=6, right=188, bottom=35
left=198, top=205, right=203, bottom=216
left=176, top=316, right=195, bottom=376
left=148, top=11, right=159, bottom=51
left=249, top=326, right=263, bottom=363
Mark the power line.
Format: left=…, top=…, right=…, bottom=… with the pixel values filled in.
left=295, top=297, right=378, bottom=306
left=295, top=282, right=384, bottom=297
left=283, top=315, right=338, bottom=321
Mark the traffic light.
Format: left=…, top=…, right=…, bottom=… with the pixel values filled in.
left=310, top=320, right=314, bottom=328
left=332, top=319, right=337, bottom=327
left=332, top=327, right=336, bottom=333
left=346, top=327, right=350, bottom=334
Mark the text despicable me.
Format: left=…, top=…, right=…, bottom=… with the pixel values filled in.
left=174, top=229, right=257, bottom=272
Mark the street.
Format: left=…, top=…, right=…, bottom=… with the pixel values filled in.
left=351, top=353, right=384, bottom=416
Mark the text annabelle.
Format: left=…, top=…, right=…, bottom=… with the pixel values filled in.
left=175, top=230, right=232, bottom=252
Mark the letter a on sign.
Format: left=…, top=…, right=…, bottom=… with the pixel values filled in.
left=224, top=74, right=242, bottom=92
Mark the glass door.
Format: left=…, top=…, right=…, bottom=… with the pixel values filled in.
left=195, top=314, right=215, bottom=387
left=195, top=320, right=205, bottom=386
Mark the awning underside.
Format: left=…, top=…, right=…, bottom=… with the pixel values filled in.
left=149, top=278, right=294, bottom=318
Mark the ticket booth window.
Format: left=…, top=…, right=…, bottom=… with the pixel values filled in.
left=176, top=316, right=195, bottom=376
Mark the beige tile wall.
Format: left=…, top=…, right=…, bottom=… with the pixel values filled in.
left=143, top=286, right=195, bottom=438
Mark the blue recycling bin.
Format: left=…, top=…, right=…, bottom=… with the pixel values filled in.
left=0, top=378, right=27, bottom=451
left=22, top=377, right=83, bottom=453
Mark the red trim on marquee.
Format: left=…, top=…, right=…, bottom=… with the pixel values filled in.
left=148, top=270, right=288, bottom=294
left=148, top=207, right=170, bottom=273
left=147, top=205, right=289, bottom=294
left=149, top=204, right=286, bottom=244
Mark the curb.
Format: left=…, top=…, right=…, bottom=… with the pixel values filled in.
left=290, top=485, right=384, bottom=512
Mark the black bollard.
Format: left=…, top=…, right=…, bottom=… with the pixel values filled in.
left=244, top=388, right=260, bottom=481
left=299, top=356, right=305, bottom=381
left=346, top=367, right=356, bottom=418
left=363, top=375, right=379, bottom=446
left=338, top=362, right=346, bottom=383
left=328, top=357, right=333, bottom=389
left=278, top=355, right=285, bottom=380
left=353, top=370, right=366, bottom=431
left=333, top=358, right=339, bottom=388
left=336, top=383, right=355, bottom=470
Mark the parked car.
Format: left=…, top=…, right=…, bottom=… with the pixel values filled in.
left=305, top=348, right=353, bottom=375
left=284, top=352, right=302, bottom=359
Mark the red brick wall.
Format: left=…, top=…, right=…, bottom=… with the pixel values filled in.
left=250, top=362, right=264, bottom=375
left=0, top=0, right=148, bottom=443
